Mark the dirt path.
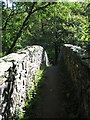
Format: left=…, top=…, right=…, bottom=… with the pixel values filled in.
left=28, top=65, right=75, bottom=118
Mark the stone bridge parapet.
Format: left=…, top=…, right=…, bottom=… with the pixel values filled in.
left=59, top=44, right=90, bottom=118
left=0, top=45, right=49, bottom=120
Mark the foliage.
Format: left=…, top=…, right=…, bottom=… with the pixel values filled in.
left=2, top=1, right=90, bottom=63
left=19, top=69, right=45, bottom=120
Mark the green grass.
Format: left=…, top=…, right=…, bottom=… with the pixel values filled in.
left=19, top=69, right=46, bottom=120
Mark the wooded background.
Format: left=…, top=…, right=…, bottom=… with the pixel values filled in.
left=1, top=1, right=90, bottom=64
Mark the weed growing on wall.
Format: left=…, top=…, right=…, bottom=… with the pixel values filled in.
left=19, top=69, right=46, bottom=120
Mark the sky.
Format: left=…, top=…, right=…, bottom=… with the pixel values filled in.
left=2, top=0, right=86, bottom=2
left=3, top=0, right=12, bottom=7
left=1, top=0, right=87, bottom=9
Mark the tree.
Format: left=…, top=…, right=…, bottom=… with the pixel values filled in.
left=2, top=1, right=89, bottom=63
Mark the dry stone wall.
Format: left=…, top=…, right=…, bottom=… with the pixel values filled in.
left=0, top=45, right=49, bottom=120
left=59, top=44, right=90, bottom=118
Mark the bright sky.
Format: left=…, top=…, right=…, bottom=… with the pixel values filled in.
left=2, top=0, right=86, bottom=3
left=3, top=0, right=12, bottom=7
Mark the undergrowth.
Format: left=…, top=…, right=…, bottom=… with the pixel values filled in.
left=19, top=69, right=46, bottom=120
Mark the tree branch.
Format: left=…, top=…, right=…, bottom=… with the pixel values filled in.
left=6, top=2, right=51, bottom=54
left=2, top=10, right=14, bottom=30
left=6, top=2, right=36, bottom=54
left=32, top=2, right=51, bottom=14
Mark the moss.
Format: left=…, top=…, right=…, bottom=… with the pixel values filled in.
left=19, top=69, right=46, bottom=120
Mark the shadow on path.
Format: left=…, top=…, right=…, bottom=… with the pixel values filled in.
left=25, top=63, right=79, bottom=119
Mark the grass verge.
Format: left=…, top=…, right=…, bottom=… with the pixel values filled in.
left=19, top=69, right=46, bottom=120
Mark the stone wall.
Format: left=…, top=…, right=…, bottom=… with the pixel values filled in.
left=59, top=44, right=90, bottom=118
left=0, top=45, right=49, bottom=120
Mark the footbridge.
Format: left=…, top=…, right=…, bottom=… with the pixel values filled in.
left=0, top=44, right=90, bottom=119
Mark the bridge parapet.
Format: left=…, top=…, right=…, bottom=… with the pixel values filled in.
left=59, top=44, right=90, bottom=118
left=0, top=45, right=49, bottom=120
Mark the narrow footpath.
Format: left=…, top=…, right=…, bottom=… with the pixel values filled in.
left=26, top=65, right=79, bottom=119
left=33, top=66, right=68, bottom=118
